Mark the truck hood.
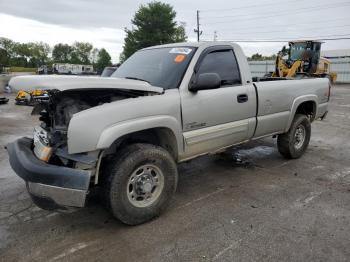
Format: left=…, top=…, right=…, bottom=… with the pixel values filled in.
left=8, top=75, right=164, bottom=94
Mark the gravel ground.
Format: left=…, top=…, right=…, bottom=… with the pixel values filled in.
left=0, top=85, right=349, bottom=262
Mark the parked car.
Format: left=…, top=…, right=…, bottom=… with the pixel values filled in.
left=101, top=66, right=119, bottom=77
left=7, top=42, right=330, bottom=225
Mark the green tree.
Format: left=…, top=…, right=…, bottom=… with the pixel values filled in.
left=71, top=42, right=93, bottom=64
left=27, top=42, right=50, bottom=67
left=52, top=43, right=74, bottom=63
left=96, top=48, right=112, bottom=73
left=0, top=47, right=9, bottom=66
left=0, top=37, right=15, bottom=62
left=120, top=1, right=187, bottom=62
left=173, top=24, right=187, bottom=42
left=12, top=43, right=31, bottom=67
left=90, top=47, right=99, bottom=65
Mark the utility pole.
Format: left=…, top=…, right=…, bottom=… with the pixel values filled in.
left=214, top=31, right=218, bottom=41
left=194, top=10, right=202, bottom=42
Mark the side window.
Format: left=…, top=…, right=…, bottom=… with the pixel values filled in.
left=197, top=50, right=241, bottom=86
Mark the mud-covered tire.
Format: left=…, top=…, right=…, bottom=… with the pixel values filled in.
left=101, top=143, right=178, bottom=225
left=277, top=114, right=311, bottom=159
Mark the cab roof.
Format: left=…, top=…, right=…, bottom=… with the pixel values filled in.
left=142, top=41, right=240, bottom=50
left=289, top=40, right=324, bottom=44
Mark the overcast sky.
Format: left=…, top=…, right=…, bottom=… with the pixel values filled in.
left=1, top=0, right=350, bottom=63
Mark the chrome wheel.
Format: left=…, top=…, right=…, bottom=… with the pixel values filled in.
left=294, top=124, right=306, bottom=150
left=127, top=164, right=165, bottom=208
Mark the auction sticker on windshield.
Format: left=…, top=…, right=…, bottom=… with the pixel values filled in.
left=174, top=54, right=186, bottom=63
left=169, top=47, right=192, bottom=55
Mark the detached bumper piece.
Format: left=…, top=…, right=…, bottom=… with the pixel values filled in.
left=0, top=97, right=9, bottom=104
left=6, top=137, right=91, bottom=210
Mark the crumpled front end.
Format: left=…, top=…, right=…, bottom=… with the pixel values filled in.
left=7, top=87, right=155, bottom=210
left=6, top=138, right=92, bottom=210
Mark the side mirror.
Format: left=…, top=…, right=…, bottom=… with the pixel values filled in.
left=189, top=73, right=221, bottom=92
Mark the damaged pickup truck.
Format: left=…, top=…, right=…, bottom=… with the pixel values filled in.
left=7, top=42, right=330, bottom=225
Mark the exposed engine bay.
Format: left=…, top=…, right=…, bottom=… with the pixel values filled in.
left=31, top=88, right=152, bottom=166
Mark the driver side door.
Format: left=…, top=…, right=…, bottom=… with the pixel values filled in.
left=180, top=46, right=256, bottom=158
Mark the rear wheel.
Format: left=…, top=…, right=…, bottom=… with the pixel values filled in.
left=277, top=114, right=311, bottom=159
left=101, top=143, right=178, bottom=225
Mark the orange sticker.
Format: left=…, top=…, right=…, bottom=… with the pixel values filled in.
left=174, top=54, right=186, bottom=63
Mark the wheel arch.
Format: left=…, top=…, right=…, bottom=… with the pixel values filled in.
left=97, top=116, right=183, bottom=161
left=285, top=95, right=318, bottom=132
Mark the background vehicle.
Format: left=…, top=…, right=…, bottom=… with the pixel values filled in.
left=270, top=40, right=337, bottom=82
left=101, top=65, right=119, bottom=77
left=52, top=63, right=94, bottom=75
left=7, top=42, right=330, bottom=225
left=37, top=65, right=53, bottom=75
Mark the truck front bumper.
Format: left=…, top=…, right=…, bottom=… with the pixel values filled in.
left=6, top=137, right=92, bottom=210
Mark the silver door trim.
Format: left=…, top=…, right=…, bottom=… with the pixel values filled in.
left=183, top=119, right=248, bottom=146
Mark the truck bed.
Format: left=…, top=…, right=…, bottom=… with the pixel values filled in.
left=252, top=77, right=329, bottom=138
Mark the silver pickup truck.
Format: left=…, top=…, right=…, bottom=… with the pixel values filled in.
left=7, top=42, right=330, bottom=225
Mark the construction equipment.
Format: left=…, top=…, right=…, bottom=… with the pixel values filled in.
left=271, top=40, right=337, bottom=83
left=15, top=90, right=31, bottom=105
left=15, top=89, right=48, bottom=105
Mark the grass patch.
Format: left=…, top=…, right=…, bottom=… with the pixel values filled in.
left=10, top=67, right=37, bottom=73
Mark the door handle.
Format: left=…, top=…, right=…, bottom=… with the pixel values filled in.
left=237, top=94, right=248, bottom=103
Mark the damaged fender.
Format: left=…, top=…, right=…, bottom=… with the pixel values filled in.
left=96, top=115, right=183, bottom=152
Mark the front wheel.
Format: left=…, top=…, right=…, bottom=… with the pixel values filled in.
left=277, top=114, right=311, bottom=159
left=101, top=143, right=178, bottom=225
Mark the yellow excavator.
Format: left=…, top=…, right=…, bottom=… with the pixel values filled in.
left=15, top=89, right=48, bottom=105
left=270, top=40, right=337, bottom=83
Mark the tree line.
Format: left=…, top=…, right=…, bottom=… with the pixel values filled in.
left=247, top=53, right=277, bottom=61
left=248, top=47, right=289, bottom=61
left=0, top=38, right=112, bottom=72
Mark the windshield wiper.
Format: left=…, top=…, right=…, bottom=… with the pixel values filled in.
left=124, top=76, right=150, bottom=84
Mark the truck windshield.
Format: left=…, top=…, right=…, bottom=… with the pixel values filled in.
left=112, top=47, right=196, bottom=89
left=289, top=43, right=308, bottom=61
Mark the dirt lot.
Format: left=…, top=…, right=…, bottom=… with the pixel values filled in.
left=0, top=85, right=349, bottom=262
